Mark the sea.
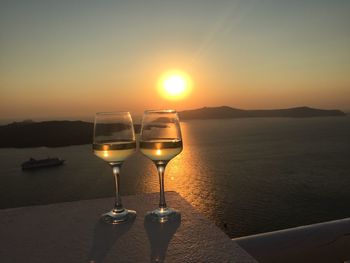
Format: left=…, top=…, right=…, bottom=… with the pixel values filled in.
left=1, top=116, right=350, bottom=238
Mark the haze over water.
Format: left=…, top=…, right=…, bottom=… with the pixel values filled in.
left=1, top=116, right=349, bottom=237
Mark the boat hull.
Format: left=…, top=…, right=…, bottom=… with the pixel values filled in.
left=21, top=158, right=65, bottom=170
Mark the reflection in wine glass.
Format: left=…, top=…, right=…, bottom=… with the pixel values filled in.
left=140, top=110, right=183, bottom=222
left=93, top=111, right=136, bottom=224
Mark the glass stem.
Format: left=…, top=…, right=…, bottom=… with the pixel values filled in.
left=111, top=164, right=124, bottom=213
left=156, top=162, right=168, bottom=210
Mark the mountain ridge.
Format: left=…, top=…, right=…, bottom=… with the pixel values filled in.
left=179, top=106, right=346, bottom=120
left=0, top=106, right=346, bottom=148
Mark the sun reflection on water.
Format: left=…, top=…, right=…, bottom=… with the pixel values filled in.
left=163, top=122, right=216, bottom=216
left=135, top=122, right=217, bottom=221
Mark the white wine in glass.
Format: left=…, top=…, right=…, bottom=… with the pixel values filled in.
left=93, top=111, right=136, bottom=224
left=93, top=142, right=136, bottom=163
left=139, top=140, right=182, bottom=161
left=140, top=110, right=183, bottom=222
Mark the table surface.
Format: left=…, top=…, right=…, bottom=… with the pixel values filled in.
left=0, top=192, right=257, bottom=263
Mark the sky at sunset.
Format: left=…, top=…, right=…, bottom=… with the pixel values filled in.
left=1, top=0, right=350, bottom=121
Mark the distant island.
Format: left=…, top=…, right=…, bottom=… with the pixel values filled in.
left=0, top=106, right=346, bottom=148
left=179, top=106, right=346, bottom=120
left=0, top=121, right=140, bottom=148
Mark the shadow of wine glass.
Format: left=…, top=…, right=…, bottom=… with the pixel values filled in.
left=88, top=214, right=136, bottom=263
left=144, top=214, right=181, bottom=263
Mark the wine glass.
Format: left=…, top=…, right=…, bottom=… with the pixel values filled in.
left=140, top=110, right=183, bottom=222
left=93, top=111, right=136, bottom=224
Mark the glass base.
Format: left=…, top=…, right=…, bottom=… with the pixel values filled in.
left=101, top=209, right=136, bottom=224
left=146, top=207, right=180, bottom=223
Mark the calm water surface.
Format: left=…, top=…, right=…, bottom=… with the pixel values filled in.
left=1, top=117, right=350, bottom=238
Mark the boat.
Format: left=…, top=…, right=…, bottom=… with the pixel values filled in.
left=21, top=157, right=65, bottom=170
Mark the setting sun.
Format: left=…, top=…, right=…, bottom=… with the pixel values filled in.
left=164, top=76, right=186, bottom=96
left=158, top=70, right=192, bottom=100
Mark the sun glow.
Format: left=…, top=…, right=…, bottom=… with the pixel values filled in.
left=158, top=70, right=192, bottom=100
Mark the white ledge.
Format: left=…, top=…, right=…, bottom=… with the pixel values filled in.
left=234, top=217, right=350, bottom=263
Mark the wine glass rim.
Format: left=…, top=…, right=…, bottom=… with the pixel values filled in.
left=95, top=111, right=131, bottom=115
left=144, top=109, right=177, bottom=114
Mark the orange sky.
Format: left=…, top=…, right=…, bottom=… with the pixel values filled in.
left=1, top=1, right=349, bottom=121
